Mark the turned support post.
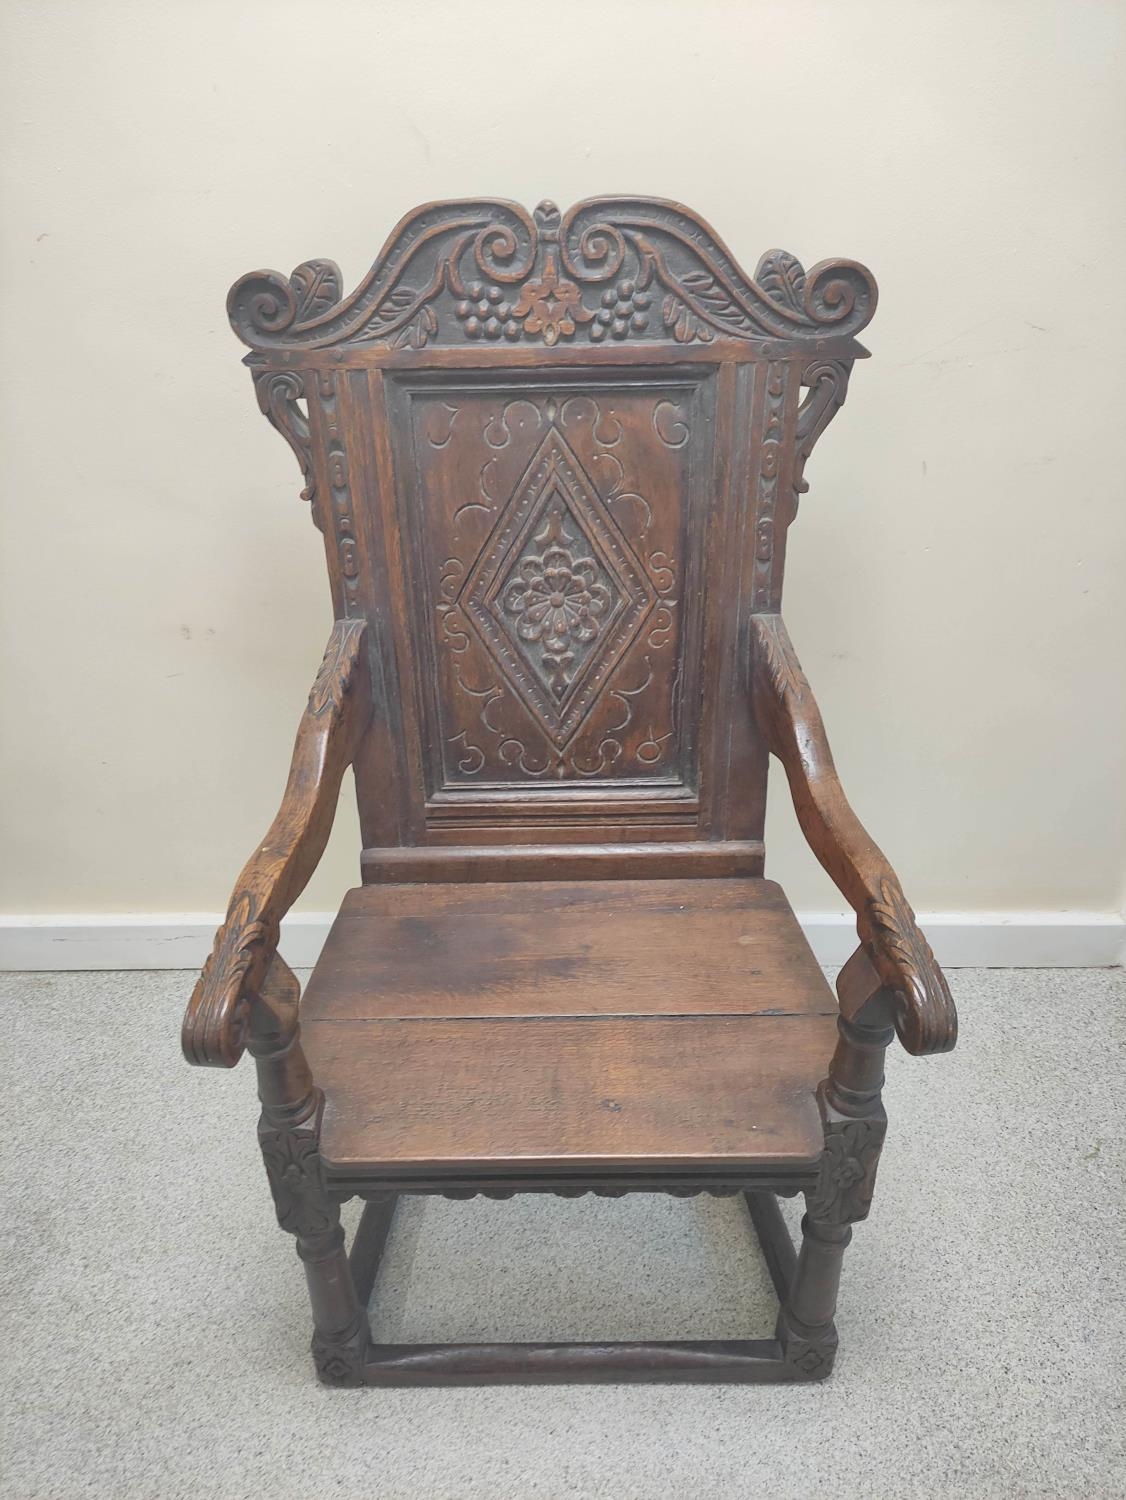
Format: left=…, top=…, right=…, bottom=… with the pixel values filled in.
left=249, top=956, right=370, bottom=1386
left=778, top=946, right=895, bottom=1376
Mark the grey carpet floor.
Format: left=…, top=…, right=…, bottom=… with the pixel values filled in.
left=0, top=967, right=1123, bottom=1500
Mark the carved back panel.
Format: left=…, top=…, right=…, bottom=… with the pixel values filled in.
left=229, top=198, right=875, bottom=876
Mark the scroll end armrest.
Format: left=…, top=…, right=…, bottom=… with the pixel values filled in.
left=750, top=612, right=957, bottom=1056
left=181, top=618, right=370, bottom=1068
left=182, top=893, right=277, bottom=1068
left=859, top=880, right=958, bottom=1055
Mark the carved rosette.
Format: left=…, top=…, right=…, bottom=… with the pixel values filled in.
left=228, top=197, right=876, bottom=351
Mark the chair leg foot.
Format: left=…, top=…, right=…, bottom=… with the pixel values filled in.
left=311, top=1310, right=371, bottom=1387
left=776, top=1213, right=851, bottom=1378
left=293, top=1224, right=370, bottom=1386
left=776, top=1307, right=839, bottom=1379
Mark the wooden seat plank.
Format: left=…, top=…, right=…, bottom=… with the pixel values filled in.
left=304, top=1013, right=836, bottom=1173
left=300, top=878, right=835, bottom=1023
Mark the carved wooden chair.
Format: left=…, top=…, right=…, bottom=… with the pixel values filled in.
left=182, top=197, right=957, bottom=1386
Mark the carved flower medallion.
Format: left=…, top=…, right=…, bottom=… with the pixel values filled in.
left=461, top=427, right=654, bottom=745
left=502, top=506, right=613, bottom=697
left=511, top=252, right=593, bottom=346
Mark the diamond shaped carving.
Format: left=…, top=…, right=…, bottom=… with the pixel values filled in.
left=461, top=428, right=655, bottom=745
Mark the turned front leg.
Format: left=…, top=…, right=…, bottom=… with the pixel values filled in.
left=250, top=960, right=370, bottom=1386
left=779, top=948, right=894, bottom=1377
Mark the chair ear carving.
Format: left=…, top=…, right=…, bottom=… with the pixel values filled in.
left=253, top=370, right=319, bottom=524
left=791, top=358, right=852, bottom=517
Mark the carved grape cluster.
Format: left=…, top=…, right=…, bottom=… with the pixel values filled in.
left=590, top=278, right=653, bottom=342
left=455, top=281, right=522, bottom=341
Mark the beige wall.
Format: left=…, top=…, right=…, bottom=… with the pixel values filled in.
left=1, top=0, right=1123, bottom=918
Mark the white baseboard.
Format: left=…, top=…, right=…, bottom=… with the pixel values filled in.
left=0, top=909, right=1121, bottom=972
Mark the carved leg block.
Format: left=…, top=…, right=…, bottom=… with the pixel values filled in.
left=807, top=1093, right=887, bottom=1225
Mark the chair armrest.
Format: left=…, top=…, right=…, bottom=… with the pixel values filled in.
left=182, top=619, right=371, bottom=1068
left=750, top=612, right=957, bottom=1056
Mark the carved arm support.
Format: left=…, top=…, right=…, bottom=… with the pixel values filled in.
left=750, top=613, right=957, bottom=1056
left=182, top=619, right=371, bottom=1068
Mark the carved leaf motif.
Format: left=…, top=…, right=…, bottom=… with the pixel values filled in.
left=680, top=268, right=738, bottom=313
left=662, top=293, right=715, bottom=344
left=307, top=619, right=366, bottom=718
left=290, top=259, right=342, bottom=322
left=757, top=250, right=807, bottom=314
left=391, top=302, right=438, bottom=350
left=754, top=614, right=805, bottom=706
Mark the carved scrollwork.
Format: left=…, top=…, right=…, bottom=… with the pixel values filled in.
left=790, top=358, right=852, bottom=519
left=865, top=877, right=958, bottom=1056
left=181, top=889, right=275, bottom=1068
left=229, top=197, right=876, bottom=350
left=254, top=370, right=318, bottom=522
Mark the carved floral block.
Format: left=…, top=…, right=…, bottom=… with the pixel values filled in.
left=258, top=1122, right=336, bottom=1239
left=807, top=1111, right=888, bottom=1224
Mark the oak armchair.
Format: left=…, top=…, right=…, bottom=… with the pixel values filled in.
left=183, top=197, right=956, bottom=1386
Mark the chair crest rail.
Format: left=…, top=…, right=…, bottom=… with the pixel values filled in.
left=227, top=196, right=877, bottom=353
left=182, top=619, right=371, bottom=1068
left=749, top=612, right=957, bottom=1056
